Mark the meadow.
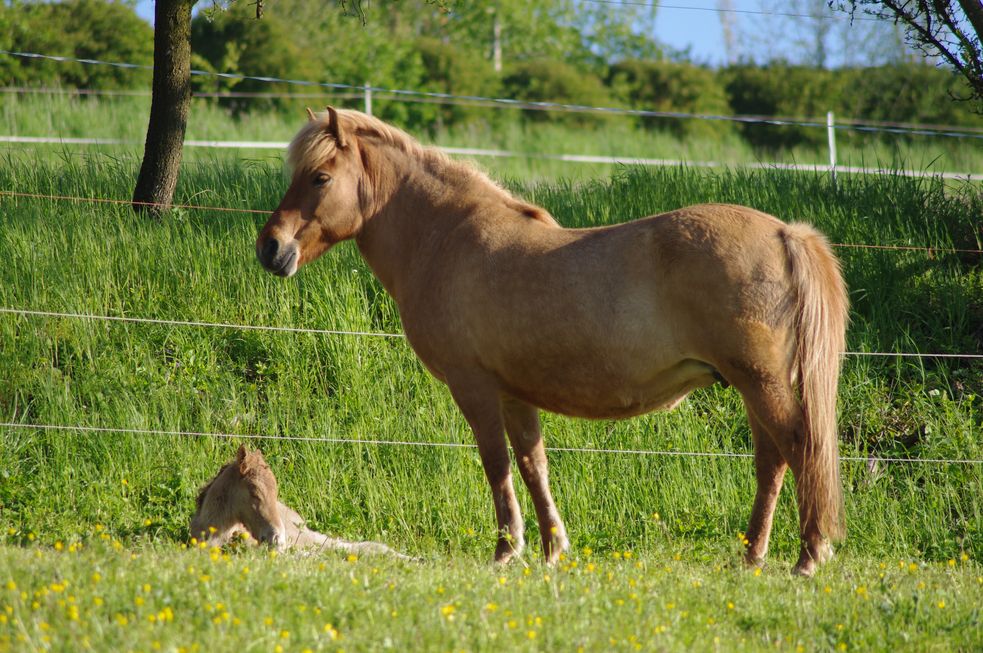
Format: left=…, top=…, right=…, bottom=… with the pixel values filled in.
left=0, top=107, right=981, bottom=650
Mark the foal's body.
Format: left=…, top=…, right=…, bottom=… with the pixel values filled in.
left=257, top=109, right=849, bottom=576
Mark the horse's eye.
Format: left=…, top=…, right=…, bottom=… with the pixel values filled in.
left=313, top=173, right=333, bottom=188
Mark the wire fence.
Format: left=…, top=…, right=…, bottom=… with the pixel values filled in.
left=3, top=49, right=983, bottom=141
left=4, top=137, right=983, bottom=181
left=1, top=306, right=981, bottom=361
left=2, top=422, right=979, bottom=465
left=2, top=189, right=982, bottom=256
left=6, top=84, right=983, bottom=136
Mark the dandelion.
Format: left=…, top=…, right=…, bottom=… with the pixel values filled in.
left=323, top=624, right=340, bottom=640
left=527, top=630, right=537, bottom=640
left=440, top=604, right=456, bottom=620
left=4, top=581, right=14, bottom=591
left=960, top=552, right=969, bottom=562
left=726, top=602, right=734, bottom=610
left=485, top=602, right=498, bottom=612
left=280, top=630, right=290, bottom=639
left=346, top=554, right=358, bottom=563
left=753, top=567, right=762, bottom=577
left=144, top=518, right=153, bottom=527
left=937, top=600, right=945, bottom=609
left=948, top=559, right=956, bottom=567
left=54, top=542, right=63, bottom=552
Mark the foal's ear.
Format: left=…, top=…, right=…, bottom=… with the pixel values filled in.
left=305, top=107, right=317, bottom=122
left=325, top=105, right=348, bottom=149
left=236, top=444, right=248, bottom=470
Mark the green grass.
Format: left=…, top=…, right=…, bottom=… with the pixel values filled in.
left=1, top=91, right=982, bottom=181
left=0, top=150, right=980, bottom=650
left=1, top=538, right=980, bottom=652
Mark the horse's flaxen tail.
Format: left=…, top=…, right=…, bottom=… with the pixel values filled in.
left=782, top=223, right=849, bottom=542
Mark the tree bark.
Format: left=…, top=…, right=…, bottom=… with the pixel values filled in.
left=132, top=0, right=196, bottom=216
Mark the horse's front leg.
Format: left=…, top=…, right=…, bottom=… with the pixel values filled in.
left=502, top=397, right=568, bottom=564
left=448, top=375, right=525, bottom=563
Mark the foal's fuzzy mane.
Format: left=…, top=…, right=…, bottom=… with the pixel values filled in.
left=289, top=109, right=557, bottom=225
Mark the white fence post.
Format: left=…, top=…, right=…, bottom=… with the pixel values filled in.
left=827, top=111, right=837, bottom=185
left=364, top=81, right=373, bottom=116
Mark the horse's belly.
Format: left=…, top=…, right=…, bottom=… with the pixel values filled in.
left=501, top=358, right=718, bottom=419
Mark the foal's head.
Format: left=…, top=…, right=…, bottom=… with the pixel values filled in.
left=256, top=106, right=369, bottom=277
left=190, top=445, right=285, bottom=547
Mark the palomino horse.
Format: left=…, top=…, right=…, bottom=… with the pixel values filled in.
left=191, top=445, right=415, bottom=559
left=256, top=108, right=849, bottom=576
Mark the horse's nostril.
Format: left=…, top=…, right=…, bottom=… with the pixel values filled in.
left=261, top=237, right=280, bottom=265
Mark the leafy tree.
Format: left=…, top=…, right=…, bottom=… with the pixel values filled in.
left=0, top=0, right=153, bottom=88
left=720, top=64, right=847, bottom=149
left=832, top=1, right=983, bottom=107
left=501, top=59, right=615, bottom=126
left=608, top=60, right=733, bottom=139
left=415, top=36, right=501, bottom=131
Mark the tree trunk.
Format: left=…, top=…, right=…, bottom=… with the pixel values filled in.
left=132, top=0, right=196, bottom=216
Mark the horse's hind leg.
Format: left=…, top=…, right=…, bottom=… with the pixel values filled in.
left=730, top=369, right=832, bottom=576
left=448, top=377, right=525, bottom=563
left=502, top=397, right=568, bottom=564
left=744, top=410, right=788, bottom=566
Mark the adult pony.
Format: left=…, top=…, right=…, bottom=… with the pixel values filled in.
left=256, top=108, right=849, bottom=576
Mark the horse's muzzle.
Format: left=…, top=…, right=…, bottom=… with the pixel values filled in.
left=257, top=236, right=299, bottom=277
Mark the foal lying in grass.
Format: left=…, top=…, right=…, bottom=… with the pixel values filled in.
left=190, top=445, right=414, bottom=560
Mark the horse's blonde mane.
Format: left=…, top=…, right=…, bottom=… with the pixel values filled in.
left=288, top=109, right=557, bottom=224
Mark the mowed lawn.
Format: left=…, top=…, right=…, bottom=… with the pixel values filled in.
left=0, top=151, right=980, bottom=651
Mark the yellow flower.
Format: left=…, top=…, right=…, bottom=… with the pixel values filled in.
left=323, top=624, right=340, bottom=640
left=485, top=602, right=498, bottom=612
left=4, top=581, right=15, bottom=591
left=280, top=630, right=290, bottom=639
left=440, top=604, right=456, bottom=618
left=937, top=600, right=945, bottom=609
left=527, top=630, right=537, bottom=640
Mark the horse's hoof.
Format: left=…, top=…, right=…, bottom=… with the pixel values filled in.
left=791, top=560, right=816, bottom=577
left=743, top=553, right=766, bottom=569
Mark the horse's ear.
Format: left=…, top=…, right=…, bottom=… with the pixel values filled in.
left=236, top=444, right=248, bottom=471
left=325, top=105, right=348, bottom=149
left=305, top=107, right=317, bottom=122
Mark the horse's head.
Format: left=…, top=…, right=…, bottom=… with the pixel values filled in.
left=231, top=445, right=286, bottom=547
left=256, top=106, right=366, bottom=277
left=190, top=445, right=286, bottom=548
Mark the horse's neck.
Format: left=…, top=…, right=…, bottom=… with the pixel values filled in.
left=355, top=149, right=497, bottom=301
